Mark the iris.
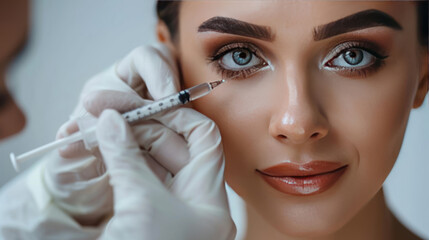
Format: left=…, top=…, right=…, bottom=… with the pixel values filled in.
left=232, top=49, right=252, bottom=65
left=343, top=49, right=363, bottom=65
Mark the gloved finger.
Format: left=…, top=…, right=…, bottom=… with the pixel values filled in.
left=84, top=89, right=190, bottom=174
left=84, top=89, right=189, bottom=175
left=45, top=153, right=106, bottom=185
left=141, top=150, right=171, bottom=182
left=96, top=109, right=197, bottom=239
left=83, top=90, right=148, bottom=117
left=116, top=44, right=180, bottom=100
left=132, top=120, right=190, bottom=175
left=96, top=109, right=165, bottom=191
left=51, top=120, right=106, bottom=183
left=56, top=120, right=79, bottom=139
left=43, top=149, right=113, bottom=225
left=56, top=120, right=92, bottom=159
left=152, top=108, right=227, bottom=204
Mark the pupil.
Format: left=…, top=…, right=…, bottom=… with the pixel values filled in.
left=233, top=49, right=252, bottom=65
left=343, top=49, right=363, bottom=65
left=348, top=51, right=356, bottom=58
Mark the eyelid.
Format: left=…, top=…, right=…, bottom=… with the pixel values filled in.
left=321, top=41, right=388, bottom=67
left=209, top=42, right=267, bottom=62
left=208, top=41, right=274, bottom=80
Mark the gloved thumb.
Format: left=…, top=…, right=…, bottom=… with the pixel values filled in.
left=96, top=110, right=164, bottom=204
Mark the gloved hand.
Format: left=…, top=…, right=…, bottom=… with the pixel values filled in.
left=96, top=107, right=235, bottom=240
left=42, top=44, right=181, bottom=225
left=43, top=43, right=235, bottom=239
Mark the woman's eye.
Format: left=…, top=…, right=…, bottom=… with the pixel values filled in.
left=220, top=48, right=263, bottom=70
left=326, top=48, right=377, bottom=69
left=209, top=42, right=271, bottom=80
left=322, top=42, right=388, bottom=77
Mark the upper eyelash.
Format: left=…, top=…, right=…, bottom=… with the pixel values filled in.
left=208, top=41, right=387, bottom=80
left=323, top=41, right=388, bottom=66
left=322, top=41, right=389, bottom=78
left=207, top=42, right=264, bottom=63
left=207, top=42, right=268, bottom=79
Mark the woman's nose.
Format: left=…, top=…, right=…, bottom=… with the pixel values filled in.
left=268, top=70, right=329, bottom=145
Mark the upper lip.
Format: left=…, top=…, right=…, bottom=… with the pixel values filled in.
left=257, top=161, right=347, bottom=177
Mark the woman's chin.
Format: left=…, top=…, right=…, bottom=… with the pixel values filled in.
left=246, top=196, right=359, bottom=239
left=279, top=214, right=346, bottom=238
left=272, top=218, right=346, bottom=239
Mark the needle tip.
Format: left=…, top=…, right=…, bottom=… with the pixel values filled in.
left=209, top=79, right=226, bottom=89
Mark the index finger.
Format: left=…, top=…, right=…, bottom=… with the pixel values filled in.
left=116, top=44, right=180, bottom=101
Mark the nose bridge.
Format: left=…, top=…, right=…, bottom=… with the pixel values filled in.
left=269, top=60, right=328, bottom=144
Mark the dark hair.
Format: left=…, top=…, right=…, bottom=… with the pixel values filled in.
left=156, top=1, right=428, bottom=46
left=156, top=1, right=181, bottom=41
left=417, top=1, right=428, bottom=46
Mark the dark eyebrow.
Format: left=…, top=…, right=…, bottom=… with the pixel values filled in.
left=313, top=9, right=402, bottom=41
left=198, top=16, right=275, bottom=41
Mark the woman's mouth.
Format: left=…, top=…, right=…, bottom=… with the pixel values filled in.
left=256, top=161, right=348, bottom=196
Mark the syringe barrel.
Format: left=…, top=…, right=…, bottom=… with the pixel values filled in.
left=122, top=82, right=211, bottom=123
left=10, top=81, right=219, bottom=172
left=122, top=91, right=184, bottom=123
left=187, top=83, right=212, bottom=101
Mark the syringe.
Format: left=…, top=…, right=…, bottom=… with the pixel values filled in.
left=10, top=80, right=226, bottom=172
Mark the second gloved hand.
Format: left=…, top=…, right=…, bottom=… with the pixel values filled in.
left=97, top=108, right=236, bottom=240
left=42, top=44, right=180, bottom=226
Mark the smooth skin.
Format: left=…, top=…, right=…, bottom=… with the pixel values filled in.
left=1, top=1, right=427, bottom=239
left=158, top=1, right=428, bottom=240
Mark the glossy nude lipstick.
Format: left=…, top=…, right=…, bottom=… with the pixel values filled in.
left=256, top=161, right=347, bottom=196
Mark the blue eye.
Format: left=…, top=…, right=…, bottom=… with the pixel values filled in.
left=322, top=42, right=388, bottom=77
left=322, top=41, right=388, bottom=73
left=232, top=49, right=252, bottom=65
left=343, top=49, right=364, bottom=65
left=328, top=48, right=375, bottom=68
left=220, top=48, right=263, bottom=70
left=209, top=42, right=271, bottom=80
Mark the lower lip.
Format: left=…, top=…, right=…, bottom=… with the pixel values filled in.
left=258, top=166, right=348, bottom=196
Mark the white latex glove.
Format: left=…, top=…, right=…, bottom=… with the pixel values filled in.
left=43, top=44, right=235, bottom=239
left=42, top=44, right=180, bottom=226
left=88, top=45, right=235, bottom=238
left=96, top=109, right=236, bottom=240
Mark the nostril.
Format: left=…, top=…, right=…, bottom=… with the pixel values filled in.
left=311, top=132, right=319, bottom=138
left=278, top=134, right=287, bottom=139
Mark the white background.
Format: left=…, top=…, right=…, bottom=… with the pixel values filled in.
left=0, top=0, right=427, bottom=238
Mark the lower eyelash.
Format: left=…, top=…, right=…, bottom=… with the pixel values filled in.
left=324, top=41, right=388, bottom=78
left=329, top=59, right=386, bottom=78
left=212, top=62, right=268, bottom=80
left=207, top=42, right=268, bottom=80
left=327, top=41, right=388, bottom=61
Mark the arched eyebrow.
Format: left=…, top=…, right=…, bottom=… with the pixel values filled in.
left=198, top=16, right=275, bottom=41
left=313, top=9, right=402, bottom=41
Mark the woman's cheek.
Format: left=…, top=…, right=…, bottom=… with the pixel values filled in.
left=333, top=59, right=418, bottom=193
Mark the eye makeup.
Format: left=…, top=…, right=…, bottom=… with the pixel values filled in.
left=207, top=42, right=273, bottom=80
left=322, top=41, right=389, bottom=78
left=204, top=31, right=391, bottom=80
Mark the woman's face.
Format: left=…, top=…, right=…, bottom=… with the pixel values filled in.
left=175, top=1, right=427, bottom=237
left=0, top=0, right=28, bottom=140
